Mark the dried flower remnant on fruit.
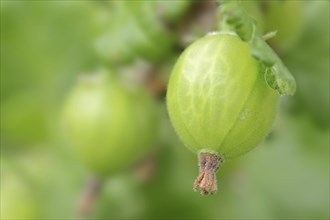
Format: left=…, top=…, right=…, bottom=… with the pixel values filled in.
left=194, top=152, right=223, bottom=195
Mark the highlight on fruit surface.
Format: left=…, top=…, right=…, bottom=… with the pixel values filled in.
left=62, top=71, right=159, bottom=177
left=167, top=32, right=291, bottom=195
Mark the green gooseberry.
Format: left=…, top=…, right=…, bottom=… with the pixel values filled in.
left=1, top=165, right=41, bottom=220
left=167, top=32, right=279, bottom=195
left=62, top=72, right=159, bottom=177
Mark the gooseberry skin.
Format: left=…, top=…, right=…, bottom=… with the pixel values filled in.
left=167, top=33, right=279, bottom=159
left=63, top=75, right=158, bottom=176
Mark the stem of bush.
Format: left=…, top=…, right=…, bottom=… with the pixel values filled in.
left=78, top=176, right=103, bottom=218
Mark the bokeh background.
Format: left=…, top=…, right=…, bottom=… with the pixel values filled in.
left=1, top=0, right=329, bottom=219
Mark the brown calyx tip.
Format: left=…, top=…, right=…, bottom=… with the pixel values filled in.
left=193, top=152, right=223, bottom=195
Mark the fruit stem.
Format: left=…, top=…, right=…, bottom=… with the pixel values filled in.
left=78, top=176, right=103, bottom=218
left=193, top=152, right=223, bottom=195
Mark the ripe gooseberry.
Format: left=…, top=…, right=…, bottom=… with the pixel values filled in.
left=62, top=72, right=159, bottom=177
left=167, top=32, right=279, bottom=195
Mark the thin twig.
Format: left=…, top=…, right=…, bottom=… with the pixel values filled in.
left=77, top=176, right=103, bottom=218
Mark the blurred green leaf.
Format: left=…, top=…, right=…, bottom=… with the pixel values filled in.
left=95, top=1, right=177, bottom=64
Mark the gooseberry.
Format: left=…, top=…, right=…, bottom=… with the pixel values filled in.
left=167, top=32, right=279, bottom=194
left=62, top=72, right=159, bottom=177
left=1, top=164, right=41, bottom=219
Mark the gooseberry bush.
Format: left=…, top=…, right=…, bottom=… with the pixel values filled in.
left=63, top=0, right=297, bottom=201
left=57, top=0, right=298, bottom=213
left=4, top=0, right=317, bottom=219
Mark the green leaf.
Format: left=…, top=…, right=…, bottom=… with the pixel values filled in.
left=251, top=35, right=296, bottom=96
left=218, top=0, right=255, bottom=42
left=264, top=64, right=296, bottom=96
left=250, top=35, right=276, bottom=67
left=218, top=0, right=296, bottom=96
